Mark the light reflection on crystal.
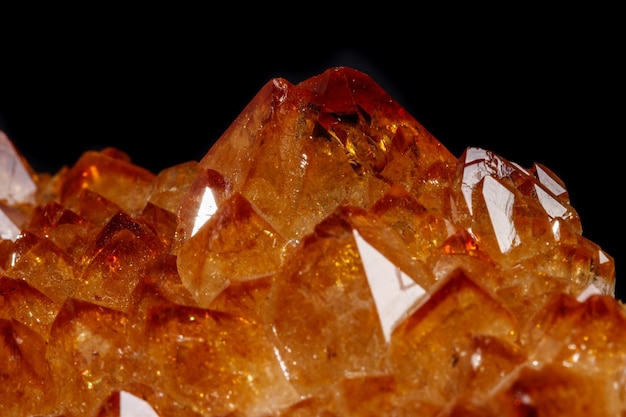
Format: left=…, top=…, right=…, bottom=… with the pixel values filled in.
left=552, top=219, right=562, bottom=241
left=536, top=163, right=567, bottom=197
left=0, top=207, right=21, bottom=240
left=353, top=229, right=426, bottom=342
left=599, top=250, right=610, bottom=264
left=272, top=343, right=292, bottom=381
left=460, top=148, right=487, bottom=215
left=191, top=186, right=219, bottom=236
left=535, top=184, right=568, bottom=220
left=482, top=176, right=520, bottom=253
left=300, top=152, right=308, bottom=169
left=0, top=131, right=37, bottom=205
left=471, top=348, right=482, bottom=370
left=120, top=391, right=160, bottom=417
left=577, top=283, right=602, bottom=302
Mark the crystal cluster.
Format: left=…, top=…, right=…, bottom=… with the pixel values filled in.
left=0, top=67, right=623, bottom=416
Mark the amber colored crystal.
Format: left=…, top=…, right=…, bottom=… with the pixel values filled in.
left=0, top=66, right=623, bottom=416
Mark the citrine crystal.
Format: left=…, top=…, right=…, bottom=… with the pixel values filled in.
left=0, top=67, right=622, bottom=416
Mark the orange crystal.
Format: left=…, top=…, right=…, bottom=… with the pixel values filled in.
left=0, top=67, right=622, bottom=416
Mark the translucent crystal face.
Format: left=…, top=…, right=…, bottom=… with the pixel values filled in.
left=0, top=66, right=621, bottom=416
left=0, top=131, right=37, bottom=206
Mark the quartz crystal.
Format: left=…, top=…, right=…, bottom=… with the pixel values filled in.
left=0, top=67, right=622, bottom=416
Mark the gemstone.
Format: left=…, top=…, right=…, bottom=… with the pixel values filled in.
left=0, top=66, right=622, bottom=416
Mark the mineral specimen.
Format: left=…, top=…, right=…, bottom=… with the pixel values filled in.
left=0, top=67, right=623, bottom=416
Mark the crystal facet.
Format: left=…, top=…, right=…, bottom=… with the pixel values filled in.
left=0, top=66, right=621, bottom=416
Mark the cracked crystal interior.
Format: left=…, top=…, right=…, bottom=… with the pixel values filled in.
left=0, top=67, right=623, bottom=417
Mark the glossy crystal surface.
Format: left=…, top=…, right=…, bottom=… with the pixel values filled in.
left=0, top=67, right=622, bottom=416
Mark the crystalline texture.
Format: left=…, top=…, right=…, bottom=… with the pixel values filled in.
left=0, top=66, right=622, bottom=416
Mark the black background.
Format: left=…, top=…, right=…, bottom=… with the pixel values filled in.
left=1, top=8, right=622, bottom=300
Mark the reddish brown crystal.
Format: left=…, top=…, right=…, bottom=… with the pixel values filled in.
left=0, top=66, right=622, bottom=416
